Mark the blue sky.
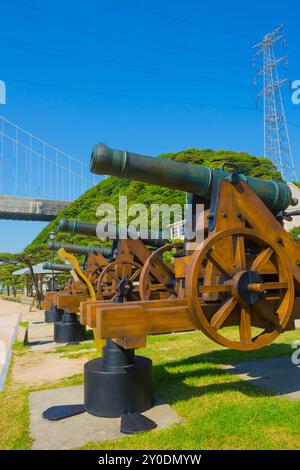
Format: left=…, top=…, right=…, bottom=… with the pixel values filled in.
left=0, top=0, right=300, bottom=252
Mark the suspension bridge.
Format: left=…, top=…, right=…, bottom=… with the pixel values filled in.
left=0, top=116, right=96, bottom=221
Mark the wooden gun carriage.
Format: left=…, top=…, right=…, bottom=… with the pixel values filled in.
left=41, top=242, right=110, bottom=319
left=57, top=218, right=171, bottom=302
left=81, top=143, right=300, bottom=352
left=43, top=143, right=300, bottom=433
left=43, top=219, right=177, bottom=345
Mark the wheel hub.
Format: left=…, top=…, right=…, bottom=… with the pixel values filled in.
left=232, top=270, right=265, bottom=304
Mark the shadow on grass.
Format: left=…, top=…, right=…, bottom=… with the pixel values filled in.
left=175, top=342, right=293, bottom=365
left=151, top=343, right=295, bottom=406
left=152, top=364, right=271, bottom=406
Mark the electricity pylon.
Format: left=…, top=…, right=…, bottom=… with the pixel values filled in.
left=253, top=24, right=297, bottom=182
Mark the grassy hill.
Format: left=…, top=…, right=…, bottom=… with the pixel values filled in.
left=24, top=147, right=281, bottom=260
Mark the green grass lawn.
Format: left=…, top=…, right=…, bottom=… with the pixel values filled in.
left=1, top=328, right=300, bottom=450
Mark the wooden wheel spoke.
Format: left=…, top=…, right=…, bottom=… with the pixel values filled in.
left=235, top=235, right=246, bottom=270
left=130, top=269, right=141, bottom=282
left=210, top=297, right=238, bottom=330
left=157, top=261, right=174, bottom=278
left=248, top=281, right=288, bottom=293
left=239, top=306, right=252, bottom=343
left=206, top=249, right=235, bottom=278
left=264, top=281, right=288, bottom=290
left=149, top=283, right=165, bottom=291
left=276, top=292, right=290, bottom=323
left=199, top=284, right=231, bottom=294
left=251, top=247, right=274, bottom=272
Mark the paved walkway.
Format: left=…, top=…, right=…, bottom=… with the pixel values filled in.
left=0, top=299, right=28, bottom=390
left=30, top=386, right=182, bottom=450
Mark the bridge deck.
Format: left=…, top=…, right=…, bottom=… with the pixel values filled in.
left=0, top=195, right=70, bottom=221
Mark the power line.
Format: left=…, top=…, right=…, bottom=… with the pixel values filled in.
left=112, top=0, right=253, bottom=41
left=6, top=1, right=251, bottom=67
left=0, top=6, right=211, bottom=64
left=0, top=36, right=253, bottom=90
left=4, top=76, right=299, bottom=127
left=3, top=3, right=300, bottom=157
left=3, top=78, right=299, bottom=159
left=4, top=75, right=257, bottom=111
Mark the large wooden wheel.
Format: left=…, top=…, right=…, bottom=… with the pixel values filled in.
left=65, top=268, right=100, bottom=295
left=96, top=258, right=143, bottom=299
left=186, top=228, right=294, bottom=351
left=87, top=265, right=106, bottom=288
left=139, top=243, right=184, bottom=300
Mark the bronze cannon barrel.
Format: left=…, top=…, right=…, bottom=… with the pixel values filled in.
left=90, top=143, right=295, bottom=213
left=47, top=241, right=111, bottom=258
left=43, top=262, right=71, bottom=273
left=58, top=218, right=169, bottom=248
left=58, top=219, right=97, bottom=237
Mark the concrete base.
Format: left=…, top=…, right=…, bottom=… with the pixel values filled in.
left=29, top=385, right=182, bottom=450
left=225, top=356, right=300, bottom=401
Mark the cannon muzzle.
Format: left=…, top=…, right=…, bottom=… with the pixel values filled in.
left=58, top=218, right=169, bottom=248
left=90, top=143, right=294, bottom=213
left=47, top=241, right=111, bottom=258
left=43, top=262, right=71, bottom=273
left=58, top=219, right=97, bottom=237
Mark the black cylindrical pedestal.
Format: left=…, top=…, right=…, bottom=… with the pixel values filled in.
left=45, top=305, right=64, bottom=323
left=54, top=312, right=86, bottom=343
left=84, top=340, right=153, bottom=417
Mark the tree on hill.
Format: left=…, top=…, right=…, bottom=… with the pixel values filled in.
left=0, top=260, right=23, bottom=296
left=159, top=148, right=281, bottom=180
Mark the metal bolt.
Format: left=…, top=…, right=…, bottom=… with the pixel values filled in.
left=222, top=213, right=227, bottom=218
left=296, top=261, right=300, bottom=267
left=237, top=212, right=242, bottom=219
left=277, top=237, right=284, bottom=246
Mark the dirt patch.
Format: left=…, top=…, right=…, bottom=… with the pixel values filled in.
left=12, top=351, right=85, bottom=386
